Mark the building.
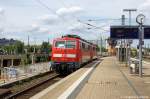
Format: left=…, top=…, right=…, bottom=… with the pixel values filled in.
left=0, top=38, right=17, bottom=46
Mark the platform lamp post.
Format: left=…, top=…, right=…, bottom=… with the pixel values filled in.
left=136, top=14, right=145, bottom=77
left=123, top=9, right=137, bottom=67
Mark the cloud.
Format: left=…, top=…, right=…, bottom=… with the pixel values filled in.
left=38, top=14, right=60, bottom=25
left=0, top=8, right=5, bottom=15
left=139, top=0, right=150, bottom=10
left=38, top=27, right=49, bottom=33
left=0, top=26, right=3, bottom=32
left=66, top=22, right=100, bottom=39
left=102, top=26, right=110, bottom=31
left=28, top=23, right=40, bottom=32
left=68, top=22, right=86, bottom=31
left=0, top=7, right=5, bottom=22
left=27, top=23, right=49, bottom=35
left=56, top=6, right=83, bottom=17
left=138, top=0, right=150, bottom=20
left=36, top=6, right=84, bottom=30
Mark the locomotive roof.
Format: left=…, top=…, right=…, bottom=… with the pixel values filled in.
left=55, top=34, right=97, bottom=47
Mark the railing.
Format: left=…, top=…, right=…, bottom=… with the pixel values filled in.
left=130, top=58, right=150, bottom=65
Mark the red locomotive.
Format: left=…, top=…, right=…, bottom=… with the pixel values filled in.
left=51, top=35, right=98, bottom=74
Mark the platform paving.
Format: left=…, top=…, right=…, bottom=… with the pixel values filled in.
left=76, top=57, right=150, bottom=99
left=30, top=61, right=99, bottom=99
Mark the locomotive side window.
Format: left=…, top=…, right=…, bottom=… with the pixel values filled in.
left=79, top=42, right=82, bottom=49
left=55, top=41, right=65, bottom=48
left=66, top=41, right=76, bottom=48
left=82, top=42, right=85, bottom=49
left=93, top=47, right=95, bottom=51
left=81, top=42, right=92, bottom=51
left=88, top=45, right=90, bottom=50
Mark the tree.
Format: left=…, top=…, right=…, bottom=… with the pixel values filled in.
left=131, top=48, right=138, bottom=58
left=107, top=37, right=117, bottom=47
left=3, top=45, right=15, bottom=54
left=97, top=45, right=107, bottom=52
left=41, top=42, right=51, bottom=54
left=14, top=41, right=24, bottom=54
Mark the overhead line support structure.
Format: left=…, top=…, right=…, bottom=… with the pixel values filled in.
left=123, top=9, right=137, bottom=67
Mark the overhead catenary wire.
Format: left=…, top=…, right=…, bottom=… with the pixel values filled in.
left=56, top=0, right=94, bottom=31
left=87, top=18, right=127, bottom=21
left=57, top=1, right=121, bottom=32
left=56, top=0, right=111, bottom=32
left=35, top=0, right=119, bottom=33
left=56, top=0, right=109, bottom=47
left=35, top=0, right=91, bottom=36
left=35, top=0, right=56, bottom=14
left=77, top=20, right=110, bottom=32
left=35, top=0, right=77, bottom=29
left=57, top=0, right=123, bottom=22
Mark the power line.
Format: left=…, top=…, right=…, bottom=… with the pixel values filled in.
left=56, top=0, right=80, bottom=19
left=35, top=0, right=75, bottom=28
left=56, top=0, right=111, bottom=32
left=77, top=20, right=109, bottom=32
left=55, top=1, right=96, bottom=26
left=36, top=0, right=90, bottom=35
left=36, top=0, right=110, bottom=33
left=35, top=0, right=57, bottom=15
left=88, top=18, right=124, bottom=21
left=57, top=0, right=119, bottom=22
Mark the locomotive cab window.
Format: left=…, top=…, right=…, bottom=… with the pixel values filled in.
left=55, top=41, right=65, bottom=48
left=66, top=41, right=76, bottom=49
left=55, top=40, right=76, bottom=49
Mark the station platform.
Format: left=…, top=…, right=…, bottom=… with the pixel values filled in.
left=76, top=57, right=150, bottom=99
left=31, top=57, right=150, bottom=99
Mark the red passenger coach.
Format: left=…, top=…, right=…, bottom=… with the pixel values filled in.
left=51, top=35, right=98, bottom=74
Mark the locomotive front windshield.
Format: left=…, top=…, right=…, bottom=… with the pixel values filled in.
left=55, top=40, right=76, bottom=48
left=55, top=41, right=65, bottom=48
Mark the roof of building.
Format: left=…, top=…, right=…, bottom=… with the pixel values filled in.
left=0, top=38, right=17, bottom=46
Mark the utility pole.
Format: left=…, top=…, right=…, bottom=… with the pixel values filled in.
left=34, top=37, right=36, bottom=54
left=123, top=9, right=137, bottom=25
left=148, top=44, right=150, bottom=55
left=48, top=38, right=49, bottom=44
left=122, top=15, right=125, bottom=26
left=100, top=36, right=103, bottom=56
left=139, top=24, right=144, bottom=77
left=123, top=9, right=137, bottom=67
left=28, top=35, right=30, bottom=47
left=121, top=15, right=125, bottom=62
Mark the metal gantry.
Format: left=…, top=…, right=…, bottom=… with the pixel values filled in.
left=123, top=9, right=137, bottom=68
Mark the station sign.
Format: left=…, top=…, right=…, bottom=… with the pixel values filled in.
left=110, top=25, right=150, bottom=39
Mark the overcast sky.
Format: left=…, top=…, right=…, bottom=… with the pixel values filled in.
left=0, top=0, right=150, bottom=45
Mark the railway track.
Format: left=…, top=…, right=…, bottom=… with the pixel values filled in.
left=6, top=72, right=61, bottom=99
left=1, top=59, right=99, bottom=99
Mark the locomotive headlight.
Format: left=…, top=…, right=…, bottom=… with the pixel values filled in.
left=53, top=54, right=62, bottom=57
left=53, top=54, right=76, bottom=58
left=66, top=54, right=76, bottom=58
